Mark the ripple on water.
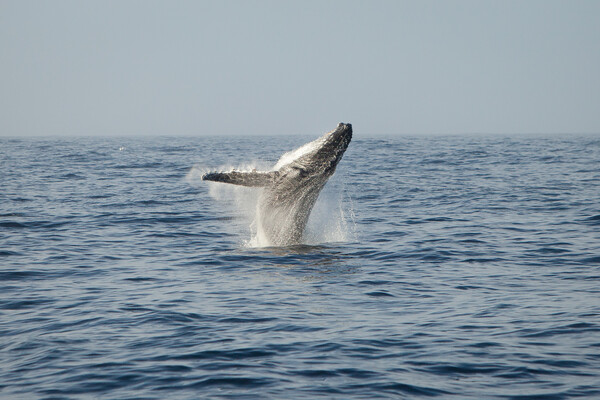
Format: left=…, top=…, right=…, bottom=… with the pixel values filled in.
left=1, top=135, right=599, bottom=399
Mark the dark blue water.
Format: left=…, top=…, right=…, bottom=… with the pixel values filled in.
left=1, top=134, right=600, bottom=399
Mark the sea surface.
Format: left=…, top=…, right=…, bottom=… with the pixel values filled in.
left=1, top=134, right=600, bottom=399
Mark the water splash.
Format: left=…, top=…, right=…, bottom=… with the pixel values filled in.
left=187, top=162, right=354, bottom=248
left=186, top=163, right=264, bottom=239
left=304, top=178, right=357, bottom=245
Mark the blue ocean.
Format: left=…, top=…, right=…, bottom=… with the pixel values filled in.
left=1, top=134, right=599, bottom=399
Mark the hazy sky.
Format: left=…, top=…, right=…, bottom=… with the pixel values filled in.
left=1, top=0, right=599, bottom=136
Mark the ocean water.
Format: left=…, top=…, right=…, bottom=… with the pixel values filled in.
left=1, top=134, right=600, bottom=399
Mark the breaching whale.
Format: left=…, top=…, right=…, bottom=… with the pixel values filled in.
left=202, top=122, right=352, bottom=246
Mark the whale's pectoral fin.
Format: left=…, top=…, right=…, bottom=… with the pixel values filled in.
left=202, top=171, right=278, bottom=187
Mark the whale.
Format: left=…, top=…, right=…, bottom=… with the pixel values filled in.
left=202, top=122, right=352, bottom=246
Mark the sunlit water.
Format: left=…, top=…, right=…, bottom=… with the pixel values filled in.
left=1, top=134, right=599, bottom=399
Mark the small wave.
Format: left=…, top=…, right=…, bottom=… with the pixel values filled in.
left=168, top=348, right=276, bottom=362
left=1, top=298, right=54, bottom=310
left=0, top=220, right=72, bottom=230
left=184, top=376, right=274, bottom=390
left=59, top=172, right=86, bottom=180
left=114, top=162, right=163, bottom=169
left=580, top=256, right=600, bottom=264
left=583, top=214, right=600, bottom=225
left=365, top=290, right=395, bottom=297
left=0, top=250, right=21, bottom=257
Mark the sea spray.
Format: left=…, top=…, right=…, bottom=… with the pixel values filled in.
left=304, top=177, right=356, bottom=245
left=186, top=163, right=265, bottom=242
left=187, top=162, right=354, bottom=247
left=197, top=123, right=353, bottom=247
left=253, top=182, right=353, bottom=247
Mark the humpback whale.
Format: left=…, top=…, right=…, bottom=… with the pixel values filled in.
left=202, top=122, right=352, bottom=246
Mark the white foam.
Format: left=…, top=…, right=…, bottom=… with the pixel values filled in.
left=304, top=178, right=357, bottom=245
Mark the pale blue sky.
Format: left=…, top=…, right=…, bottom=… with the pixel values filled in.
left=1, top=0, right=599, bottom=136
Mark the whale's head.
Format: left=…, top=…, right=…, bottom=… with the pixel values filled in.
left=313, top=122, right=353, bottom=174
left=279, top=122, right=352, bottom=180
